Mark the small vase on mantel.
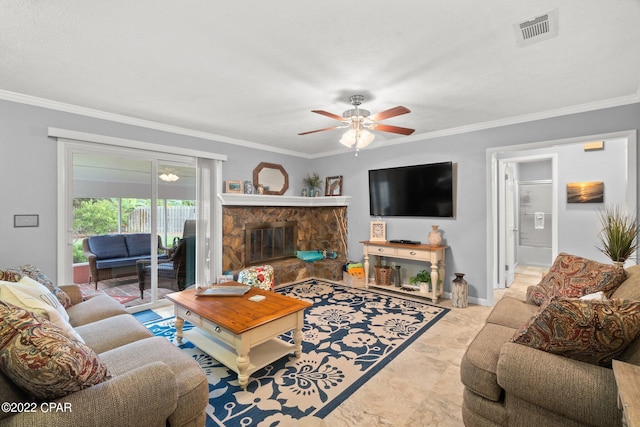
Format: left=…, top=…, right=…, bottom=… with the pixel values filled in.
left=428, top=225, right=442, bottom=247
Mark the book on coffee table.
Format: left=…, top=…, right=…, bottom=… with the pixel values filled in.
left=195, top=285, right=251, bottom=297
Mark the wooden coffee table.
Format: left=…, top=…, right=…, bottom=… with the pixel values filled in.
left=166, top=284, right=312, bottom=389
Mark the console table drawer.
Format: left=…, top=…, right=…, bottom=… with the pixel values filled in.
left=397, top=248, right=430, bottom=261
left=369, top=245, right=397, bottom=256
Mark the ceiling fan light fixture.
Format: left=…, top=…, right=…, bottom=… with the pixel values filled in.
left=299, top=94, right=413, bottom=152
left=159, top=172, right=179, bottom=182
left=340, top=128, right=375, bottom=149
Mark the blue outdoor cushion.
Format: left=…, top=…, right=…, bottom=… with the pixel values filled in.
left=296, top=250, right=324, bottom=262
left=88, top=235, right=128, bottom=260
left=125, top=233, right=152, bottom=257
left=95, top=254, right=168, bottom=270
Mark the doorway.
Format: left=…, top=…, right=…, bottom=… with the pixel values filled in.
left=498, top=155, right=556, bottom=288
left=487, top=130, right=637, bottom=306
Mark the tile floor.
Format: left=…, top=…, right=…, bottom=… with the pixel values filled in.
left=319, top=265, right=547, bottom=427
left=148, top=266, right=548, bottom=426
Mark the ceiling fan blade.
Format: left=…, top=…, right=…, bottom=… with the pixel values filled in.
left=369, top=106, right=411, bottom=122
left=372, top=124, right=415, bottom=135
left=298, top=125, right=342, bottom=136
left=311, top=110, right=346, bottom=121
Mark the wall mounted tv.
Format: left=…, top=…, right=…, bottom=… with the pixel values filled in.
left=369, top=161, right=454, bottom=217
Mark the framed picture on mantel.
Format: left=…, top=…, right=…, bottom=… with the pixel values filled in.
left=370, top=221, right=386, bottom=242
left=325, top=175, right=343, bottom=196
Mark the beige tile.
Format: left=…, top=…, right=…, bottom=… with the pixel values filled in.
left=324, top=267, right=535, bottom=425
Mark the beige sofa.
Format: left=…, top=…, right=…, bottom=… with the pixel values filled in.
left=461, top=262, right=640, bottom=427
left=0, top=280, right=208, bottom=427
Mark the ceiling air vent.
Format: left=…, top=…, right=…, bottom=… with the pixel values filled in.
left=514, top=8, right=559, bottom=47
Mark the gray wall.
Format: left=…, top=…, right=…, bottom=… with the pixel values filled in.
left=2, top=99, right=640, bottom=304
left=312, top=103, right=640, bottom=302
left=500, top=137, right=629, bottom=267
left=0, top=99, right=309, bottom=277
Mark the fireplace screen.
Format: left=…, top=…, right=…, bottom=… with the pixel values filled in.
left=245, top=221, right=297, bottom=265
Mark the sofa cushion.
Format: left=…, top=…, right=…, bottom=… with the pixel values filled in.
left=0, top=279, right=83, bottom=343
left=88, top=234, right=129, bottom=259
left=124, top=233, right=152, bottom=257
left=0, top=301, right=110, bottom=400
left=512, top=297, right=640, bottom=367
left=486, top=296, right=540, bottom=330
left=526, top=253, right=626, bottom=305
left=460, top=323, right=517, bottom=401
left=66, top=294, right=128, bottom=327
left=99, top=336, right=208, bottom=426
left=462, top=388, right=508, bottom=427
left=95, top=254, right=168, bottom=270
left=75, top=314, right=153, bottom=353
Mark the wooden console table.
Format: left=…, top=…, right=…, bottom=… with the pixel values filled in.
left=361, top=240, right=447, bottom=303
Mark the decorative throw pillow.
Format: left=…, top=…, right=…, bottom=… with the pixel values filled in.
left=0, top=269, right=21, bottom=283
left=0, top=280, right=83, bottom=343
left=238, top=265, right=275, bottom=291
left=512, top=297, right=640, bottom=367
left=526, top=253, right=626, bottom=305
left=0, top=301, right=110, bottom=399
left=14, top=264, right=72, bottom=308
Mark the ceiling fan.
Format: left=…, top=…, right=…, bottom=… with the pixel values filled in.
left=298, top=95, right=415, bottom=151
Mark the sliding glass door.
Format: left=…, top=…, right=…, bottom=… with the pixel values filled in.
left=61, top=142, right=203, bottom=310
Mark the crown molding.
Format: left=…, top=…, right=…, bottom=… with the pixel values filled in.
left=382, top=94, right=640, bottom=148
left=0, top=89, right=312, bottom=159
left=2, top=89, right=638, bottom=160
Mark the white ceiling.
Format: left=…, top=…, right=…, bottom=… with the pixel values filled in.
left=2, top=1, right=640, bottom=158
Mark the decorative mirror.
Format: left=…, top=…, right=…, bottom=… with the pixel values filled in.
left=253, top=162, right=289, bottom=195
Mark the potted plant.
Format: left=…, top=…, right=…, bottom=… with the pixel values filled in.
left=409, top=269, right=431, bottom=293
left=303, top=172, right=322, bottom=197
left=596, top=204, right=640, bottom=265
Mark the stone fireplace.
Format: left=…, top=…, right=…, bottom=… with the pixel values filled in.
left=220, top=194, right=350, bottom=284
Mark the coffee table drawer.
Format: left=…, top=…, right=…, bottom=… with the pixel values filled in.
left=200, top=317, right=236, bottom=346
left=177, top=305, right=237, bottom=346
left=176, top=305, right=203, bottom=327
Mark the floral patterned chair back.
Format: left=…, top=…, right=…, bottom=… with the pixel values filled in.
left=237, top=265, right=274, bottom=291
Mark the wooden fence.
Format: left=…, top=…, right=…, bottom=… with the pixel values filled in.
left=127, top=206, right=196, bottom=234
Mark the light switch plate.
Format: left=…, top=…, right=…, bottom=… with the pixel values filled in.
left=14, top=214, right=39, bottom=228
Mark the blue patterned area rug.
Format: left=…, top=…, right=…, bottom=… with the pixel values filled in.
left=145, top=279, right=449, bottom=426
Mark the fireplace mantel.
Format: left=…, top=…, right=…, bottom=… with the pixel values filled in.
left=218, top=193, right=351, bottom=207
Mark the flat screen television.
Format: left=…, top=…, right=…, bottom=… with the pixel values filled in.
left=369, top=162, right=454, bottom=217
